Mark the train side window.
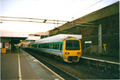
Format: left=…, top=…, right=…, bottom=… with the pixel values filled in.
left=39, top=44, right=41, bottom=48
left=52, top=44, right=54, bottom=49
left=55, top=44, right=57, bottom=49
left=43, top=45, right=49, bottom=48
left=35, top=45, right=36, bottom=48
left=47, top=45, right=49, bottom=48
left=60, top=43, right=62, bottom=51
left=49, top=44, right=52, bottom=49
left=41, top=45, right=43, bottom=48
left=51, top=44, right=53, bottom=49
left=37, top=44, right=38, bottom=48
left=50, top=44, right=52, bottom=49
left=57, top=44, right=59, bottom=49
left=54, top=44, right=55, bottom=49
left=55, top=44, right=59, bottom=49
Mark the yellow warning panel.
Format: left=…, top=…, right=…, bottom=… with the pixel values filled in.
left=2, top=48, right=6, bottom=53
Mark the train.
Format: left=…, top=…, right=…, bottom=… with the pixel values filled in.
left=24, top=34, right=82, bottom=63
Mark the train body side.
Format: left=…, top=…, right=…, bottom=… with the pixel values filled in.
left=37, top=42, right=64, bottom=58
left=26, top=36, right=82, bottom=63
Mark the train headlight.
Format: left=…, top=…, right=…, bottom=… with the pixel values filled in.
left=77, top=52, right=81, bottom=54
left=65, top=52, right=69, bottom=55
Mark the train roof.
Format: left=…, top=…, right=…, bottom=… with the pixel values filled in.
left=35, top=34, right=82, bottom=44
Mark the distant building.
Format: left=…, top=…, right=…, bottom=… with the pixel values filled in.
left=26, top=31, right=49, bottom=41
left=22, top=31, right=49, bottom=48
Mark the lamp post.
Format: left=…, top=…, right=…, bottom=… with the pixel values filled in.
left=81, top=28, right=83, bottom=54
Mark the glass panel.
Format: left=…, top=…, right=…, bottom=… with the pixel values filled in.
left=66, top=40, right=80, bottom=50
left=60, top=43, right=62, bottom=50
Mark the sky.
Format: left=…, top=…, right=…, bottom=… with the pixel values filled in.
left=0, top=0, right=119, bottom=33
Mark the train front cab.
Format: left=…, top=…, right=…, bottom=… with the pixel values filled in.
left=63, top=38, right=82, bottom=63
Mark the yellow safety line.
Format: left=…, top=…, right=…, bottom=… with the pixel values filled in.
left=18, top=51, right=22, bottom=80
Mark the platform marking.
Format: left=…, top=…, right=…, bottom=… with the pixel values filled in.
left=18, top=52, right=22, bottom=80
left=37, top=60, right=65, bottom=80
left=27, top=53, right=65, bottom=80
left=20, top=49, right=64, bottom=80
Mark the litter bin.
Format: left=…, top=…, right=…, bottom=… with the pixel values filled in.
left=2, top=48, right=6, bottom=53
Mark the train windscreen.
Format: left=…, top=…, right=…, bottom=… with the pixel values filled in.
left=66, top=40, right=80, bottom=50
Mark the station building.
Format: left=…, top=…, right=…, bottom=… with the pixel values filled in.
left=21, top=32, right=49, bottom=48
left=0, top=30, right=49, bottom=53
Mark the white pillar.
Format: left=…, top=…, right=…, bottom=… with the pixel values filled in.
left=98, top=24, right=102, bottom=54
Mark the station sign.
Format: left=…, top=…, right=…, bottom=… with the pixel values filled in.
left=85, top=41, right=92, bottom=43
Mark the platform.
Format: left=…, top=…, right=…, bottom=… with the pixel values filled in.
left=1, top=48, right=64, bottom=80
left=81, top=53, right=120, bottom=65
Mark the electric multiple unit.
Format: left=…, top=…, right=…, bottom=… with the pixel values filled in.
left=25, top=34, right=82, bottom=63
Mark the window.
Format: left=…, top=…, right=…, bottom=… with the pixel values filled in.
left=34, top=35, right=40, bottom=36
left=66, top=40, right=80, bottom=50
left=44, top=35, right=48, bottom=38
left=32, top=44, right=37, bottom=48
left=42, top=45, right=49, bottom=48
left=54, top=44, right=58, bottom=49
left=60, top=43, right=62, bottom=51
left=41, top=35, right=44, bottom=39
left=49, top=44, right=51, bottom=49
left=53, top=44, right=59, bottom=49
left=29, top=34, right=34, bottom=36
left=40, top=45, right=43, bottom=48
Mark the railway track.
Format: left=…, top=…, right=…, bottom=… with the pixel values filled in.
left=22, top=48, right=79, bottom=80
left=80, top=56, right=119, bottom=75
left=22, top=48, right=119, bottom=79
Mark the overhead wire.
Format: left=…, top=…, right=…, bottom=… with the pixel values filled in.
left=66, top=0, right=102, bottom=20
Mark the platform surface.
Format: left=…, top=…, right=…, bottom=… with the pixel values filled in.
left=81, top=53, right=119, bottom=65
left=1, top=48, right=63, bottom=80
